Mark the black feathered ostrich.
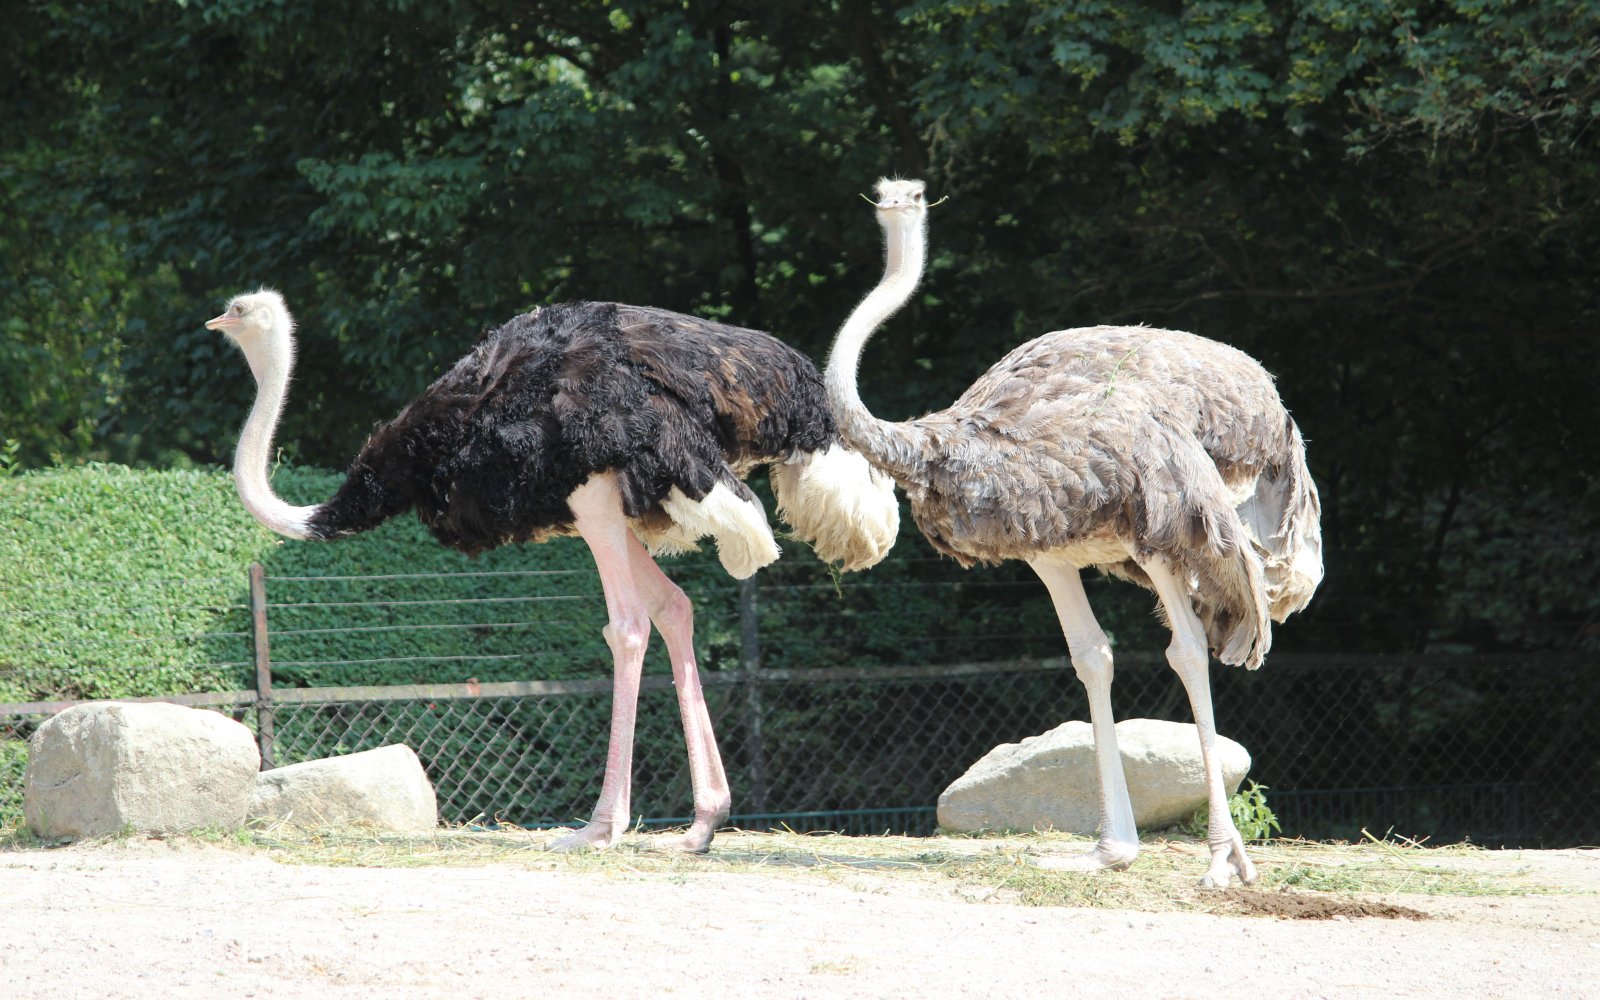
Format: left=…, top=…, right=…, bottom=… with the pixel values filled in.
left=207, top=293, right=898, bottom=852
left=827, top=181, right=1322, bottom=887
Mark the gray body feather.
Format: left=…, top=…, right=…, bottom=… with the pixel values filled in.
left=856, top=324, right=1322, bottom=669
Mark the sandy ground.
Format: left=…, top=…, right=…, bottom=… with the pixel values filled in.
left=2, top=836, right=1597, bottom=1000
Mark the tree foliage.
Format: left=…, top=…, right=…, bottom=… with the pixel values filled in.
left=3, top=0, right=1596, bottom=654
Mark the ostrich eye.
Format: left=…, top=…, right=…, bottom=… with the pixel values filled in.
left=231, top=304, right=243, bottom=315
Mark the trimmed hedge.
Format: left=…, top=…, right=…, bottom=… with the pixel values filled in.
left=0, top=464, right=636, bottom=702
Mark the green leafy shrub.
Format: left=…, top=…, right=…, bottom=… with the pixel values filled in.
left=0, top=464, right=619, bottom=703
left=1183, top=779, right=1282, bottom=842
left=1230, top=780, right=1282, bottom=841
left=2, top=464, right=268, bottom=702
left=0, top=736, right=26, bottom=830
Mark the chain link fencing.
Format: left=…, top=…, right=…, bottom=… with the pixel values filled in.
left=2, top=559, right=1594, bottom=847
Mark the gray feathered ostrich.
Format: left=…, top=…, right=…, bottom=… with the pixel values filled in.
left=827, top=180, right=1322, bottom=887
left=207, top=293, right=898, bottom=853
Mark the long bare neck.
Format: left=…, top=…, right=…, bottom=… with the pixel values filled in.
left=825, top=209, right=931, bottom=478
left=235, top=331, right=318, bottom=539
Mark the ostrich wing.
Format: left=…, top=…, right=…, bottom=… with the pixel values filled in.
left=617, top=305, right=836, bottom=462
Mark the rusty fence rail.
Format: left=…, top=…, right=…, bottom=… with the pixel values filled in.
left=2, top=563, right=1595, bottom=847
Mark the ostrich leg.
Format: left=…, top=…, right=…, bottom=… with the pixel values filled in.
left=550, top=473, right=730, bottom=853
left=1028, top=554, right=1139, bottom=871
left=621, top=526, right=731, bottom=852
left=1141, top=556, right=1259, bottom=888
left=549, top=474, right=650, bottom=851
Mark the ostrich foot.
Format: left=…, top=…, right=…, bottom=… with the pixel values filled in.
left=1032, top=841, right=1138, bottom=873
left=646, top=826, right=716, bottom=855
left=1199, top=834, right=1258, bottom=889
left=546, top=819, right=628, bottom=853
left=645, top=806, right=727, bottom=855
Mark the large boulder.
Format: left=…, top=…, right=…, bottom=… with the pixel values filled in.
left=24, top=701, right=261, bottom=839
left=937, top=718, right=1252, bottom=835
left=247, top=744, right=437, bottom=833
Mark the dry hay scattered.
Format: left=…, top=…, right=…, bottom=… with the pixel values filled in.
left=196, top=823, right=1558, bottom=920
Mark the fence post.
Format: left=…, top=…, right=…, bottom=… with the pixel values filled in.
left=247, top=562, right=276, bottom=768
left=737, top=576, right=768, bottom=813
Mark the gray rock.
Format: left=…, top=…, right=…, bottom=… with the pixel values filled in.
left=937, top=718, right=1252, bottom=835
left=24, top=701, right=261, bottom=839
left=247, top=744, right=437, bottom=833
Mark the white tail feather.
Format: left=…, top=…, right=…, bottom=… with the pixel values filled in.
left=772, top=444, right=900, bottom=571
left=1237, top=454, right=1323, bottom=623
left=651, top=483, right=781, bottom=580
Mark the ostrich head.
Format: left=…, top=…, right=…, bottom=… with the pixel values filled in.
left=873, top=177, right=927, bottom=215
left=871, top=178, right=928, bottom=282
left=206, top=289, right=295, bottom=385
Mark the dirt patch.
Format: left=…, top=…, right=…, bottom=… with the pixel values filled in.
left=1218, top=886, right=1432, bottom=920
left=1, top=833, right=1596, bottom=1000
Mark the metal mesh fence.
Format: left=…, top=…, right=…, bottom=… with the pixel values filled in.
left=2, top=561, right=1595, bottom=848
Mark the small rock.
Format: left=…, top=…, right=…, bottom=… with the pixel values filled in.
left=247, top=744, right=437, bottom=833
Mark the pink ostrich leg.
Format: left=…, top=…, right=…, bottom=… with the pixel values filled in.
left=550, top=473, right=731, bottom=853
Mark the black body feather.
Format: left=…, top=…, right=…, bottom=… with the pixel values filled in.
left=307, top=302, right=839, bottom=554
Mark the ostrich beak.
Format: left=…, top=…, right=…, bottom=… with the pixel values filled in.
left=877, top=196, right=944, bottom=213
left=205, top=312, right=238, bottom=332
left=871, top=185, right=935, bottom=212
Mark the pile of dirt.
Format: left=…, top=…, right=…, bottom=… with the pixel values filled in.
left=1219, top=887, right=1431, bottom=920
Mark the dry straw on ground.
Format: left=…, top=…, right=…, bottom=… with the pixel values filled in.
left=211, top=824, right=1554, bottom=920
